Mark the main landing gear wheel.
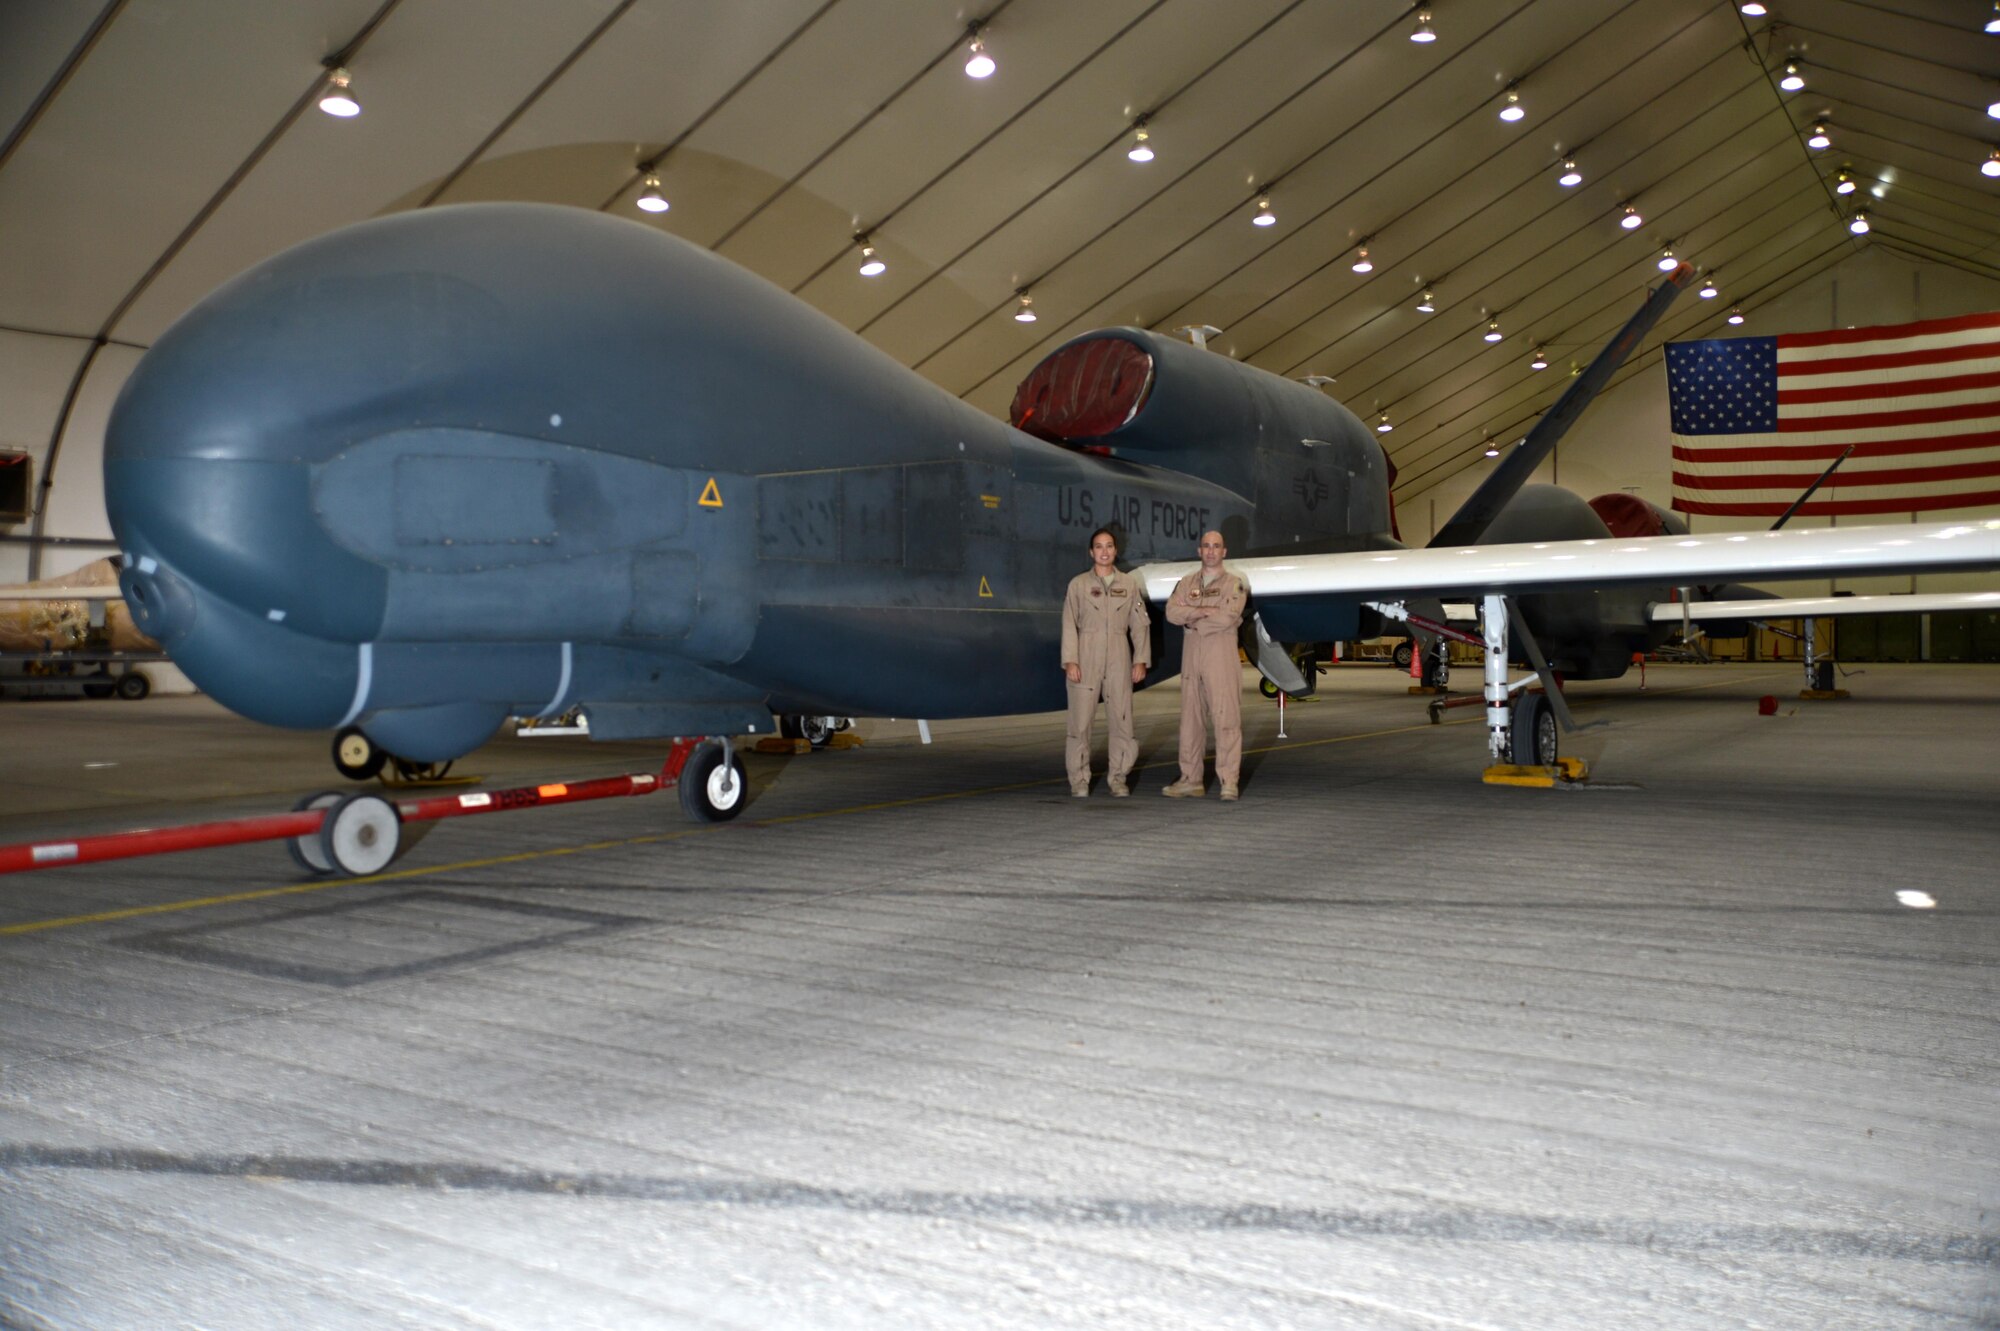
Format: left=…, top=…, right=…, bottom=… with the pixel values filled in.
left=779, top=715, right=847, bottom=749
left=285, top=791, right=345, bottom=876
left=1509, top=692, right=1559, bottom=766
left=679, top=740, right=747, bottom=822
left=1258, top=677, right=1281, bottom=699
left=333, top=726, right=387, bottom=781
left=114, top=671, right=151, bottom=701
left=319, top=792, right=402, bottom=876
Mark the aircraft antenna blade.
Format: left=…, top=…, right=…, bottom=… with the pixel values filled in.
left=1769, top=445, right=1856, bottom=531
left=1427, top=264, right=1692, bottom=549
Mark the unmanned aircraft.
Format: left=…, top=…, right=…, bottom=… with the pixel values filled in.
left=100, top=204, right=2000, bottom=816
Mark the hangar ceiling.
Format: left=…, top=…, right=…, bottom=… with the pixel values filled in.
left=4, top=0, right=1999, bottom=516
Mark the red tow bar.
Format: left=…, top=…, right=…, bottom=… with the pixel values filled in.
left=0, top=737, right=706, bottom=877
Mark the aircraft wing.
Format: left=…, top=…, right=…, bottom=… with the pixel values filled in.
left=1137, top=518, right=2000, bottom=603
left=1648, top=591, right=2000, bottom=622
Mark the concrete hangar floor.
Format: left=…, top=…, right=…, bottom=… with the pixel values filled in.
left=1, top=663, right=1995, bottom=1330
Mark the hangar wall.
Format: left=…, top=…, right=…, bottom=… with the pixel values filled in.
left=1399, top=246, right=2000, bottom=595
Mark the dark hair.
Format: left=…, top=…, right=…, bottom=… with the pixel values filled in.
left=1088, top=526, right=1119, bottom=550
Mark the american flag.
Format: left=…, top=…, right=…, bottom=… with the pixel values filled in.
left=1665, top=311, right=2000, bottom=518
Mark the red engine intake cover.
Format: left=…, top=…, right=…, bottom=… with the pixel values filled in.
left=1587, top=492, right=1669, bottom=539
left=1009, top=337, right=1154, bottom=443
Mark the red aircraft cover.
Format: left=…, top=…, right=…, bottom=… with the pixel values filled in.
left=1010, top=337, right=1154, bottom=443
left=1587, top=491, right=1670, bottom=539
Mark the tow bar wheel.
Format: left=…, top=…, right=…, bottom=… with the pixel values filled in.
left=679, top=740, right=747, bottom=822
left=285, top=791, right=347, bottom=876
left=319, top=792, right=402, bottom=876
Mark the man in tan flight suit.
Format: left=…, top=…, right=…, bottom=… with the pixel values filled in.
left=1061, top=527, right=1152, bottom=797
left=1163, top=529, right=1247, bottom=800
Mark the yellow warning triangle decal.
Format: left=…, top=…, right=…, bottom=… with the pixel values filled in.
left=697, top=477, right=724, bottom=508
left=977, top=576, right=994, bottom=598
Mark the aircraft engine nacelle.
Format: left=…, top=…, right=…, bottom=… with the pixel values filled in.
left=1009, top=329, right=1395, bottom=544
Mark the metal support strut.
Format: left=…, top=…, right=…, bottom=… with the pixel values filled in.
left=1483, top=593, right=1511, bottom=764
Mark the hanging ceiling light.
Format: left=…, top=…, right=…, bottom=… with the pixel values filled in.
left=1698, top=274, right=1721, bottom=299
left=1727, top=306, right=1746, bottom=325
left=1849, top=210, right=1870, bottom=234
left=856, top=236, right=885, bottom=277
left=1983, top=149, right=2000, bottom=178
left=1658, top=246, right=1679, bottom=272
left=318, top=66, right=361, bottom=117
left=1013, top=293, right=1036, bottom=322
left=1410, top=8, right=1437, bottom=43
left=1620, top=204, right=1644, bottom=229
left=1779, top=61, right=1805, bottom=92
left=1252, top=195, right=1276, bottom=227
left=1557, top=158, right=1582, bottom=187
left=1484, top=438, right=1501, bottom=458
left=1807, top=121, right=1832, bottom=150
left=1987, top=2, right=2000, bottom=34
left=1835, top=168, right=1857, bottom=195
left=1740, top=2, right=1768, bottom=14
left=636, top=175, right=669, bottom=213
left=1498, top=84, right=1525, bottom=122
left=1376, top=414, right=1393, bottom=433
left=1529, top=348, right=1549, bottom=370
left=1415, top=287, right=1437, bottom=313
left=1483, top=318, right=1503, bottom=343
left=1351, top=243, right=1374, bottom=274
left=1990, top=95, right=2000, bottom=119
left=964, top=28, right=995, bottom=79
left=1127, top=122, right=1153, bottom=163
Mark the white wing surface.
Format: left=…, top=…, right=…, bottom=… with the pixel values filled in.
left=1138, top=519, right=2000, bottom=603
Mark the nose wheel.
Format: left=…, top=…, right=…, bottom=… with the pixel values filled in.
left=333, top=726, right=387, bottom=781
left=677, top=739, right=747, bottom=821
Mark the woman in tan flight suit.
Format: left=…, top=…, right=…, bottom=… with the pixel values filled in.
left=1060, top=527, right=1152, bottom=797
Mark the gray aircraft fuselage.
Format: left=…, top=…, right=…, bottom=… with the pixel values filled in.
left=102, top=204, right=1666, bottom=761
left=105, top=205, right=1400, bottom=760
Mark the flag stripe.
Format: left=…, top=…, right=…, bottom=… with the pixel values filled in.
left=1777, top=367, right=2000, bottom=405
left=1672, top=458, right=2000, bottom=490
left=1673, top=488, right=2000, bottom=517
left=1672, top=428, right=2000, bottom=463
left=1777, top=310, right=2000, bottom=350
left=1775, top=341, right=2000, bottom=377
left=1777, top=399, right=2000, bottom=432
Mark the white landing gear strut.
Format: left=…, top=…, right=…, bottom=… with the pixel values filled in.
left=1479, top=594, right=1591, bottom=785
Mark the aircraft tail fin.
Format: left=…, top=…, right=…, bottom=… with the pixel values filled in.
left=1427, top=265, right=1692, bottom=549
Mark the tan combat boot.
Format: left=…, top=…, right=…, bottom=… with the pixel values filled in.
left=1161, top=780, right=1204, bottom=798
left=1220, top=782, right=1239, bottom=801
left=1071, top=782, right=1090, bottom=798
left=1108, top=778, right=1130, bottom=798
